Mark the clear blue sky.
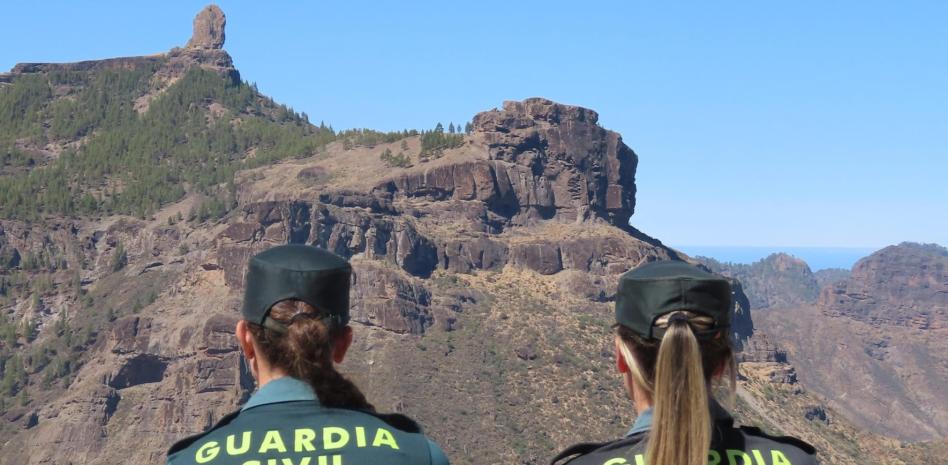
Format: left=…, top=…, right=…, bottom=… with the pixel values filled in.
left=2, top=1, right=945, bottom=249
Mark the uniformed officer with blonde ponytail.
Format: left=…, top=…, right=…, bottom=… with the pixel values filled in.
left=551, top=260, right=817, bottom=465
left=167, top=244, right=449, bottom=465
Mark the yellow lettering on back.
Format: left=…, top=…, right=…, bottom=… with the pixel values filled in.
left=709, top=450, right=722, bottom=465
left=634, top=454, right=645, bottom=465
left=324, top=427, right=350, bottom=449
left=751, top=450, right=767, bottom=465
left=372, top=428, right=400, bottom=450
left=355, top=426, right=367, bottom=447
left=195, top=441, right=220, bottom=464
left=241, top=461, right=261, bottom=465
left=259, top=430, right=288, bottom=454
left=295, top=429, right=317, bottom=452
left=772, top=450, right=792, bottom=465
left=603, top=459, right=627, bottom=465
left=317, top=456, right=341, bottom=465
left=727, top=449, right=752, bottom=465
left=227, top=432, right=252, bottom=455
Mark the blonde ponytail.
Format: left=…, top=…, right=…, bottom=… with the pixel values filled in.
left=616, top=311, right=733, bottom=465
left=647, top=318, right=710, bottom=465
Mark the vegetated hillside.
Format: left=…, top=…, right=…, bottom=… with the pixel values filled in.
left=755, top=242, right=948, bottom=442
left=698, top=253, right=820, bottom=310
left=0, top=5, right=942, bottom=465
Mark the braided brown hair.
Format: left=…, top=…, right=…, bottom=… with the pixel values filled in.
left=247, top=299, right=375, bottom=411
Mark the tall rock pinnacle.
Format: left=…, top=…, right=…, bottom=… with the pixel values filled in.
left=186, top=4, right=226, bottom=49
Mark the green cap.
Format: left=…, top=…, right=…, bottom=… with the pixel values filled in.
left=242, top=244, right=352, bottom=331
left=615, top=260, right=731, bottom=340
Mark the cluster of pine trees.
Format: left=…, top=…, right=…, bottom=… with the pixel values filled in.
left=340, top=128, right=418, bottom=150
left=420, top=122, right=465, bottom=159
left=0, top=67, right=334, bottom=220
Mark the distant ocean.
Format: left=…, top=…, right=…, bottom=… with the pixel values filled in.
left=673, top=246, right=879, bottom=271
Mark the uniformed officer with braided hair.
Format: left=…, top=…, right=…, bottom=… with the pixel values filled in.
left=551, top=260, right=817, bottom=465
left=167, top=244, right=449, bottom=465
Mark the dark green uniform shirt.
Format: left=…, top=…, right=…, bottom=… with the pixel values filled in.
left=166, top=377, right=449, bottom=465
left=552, top=401, right=817, bottom=465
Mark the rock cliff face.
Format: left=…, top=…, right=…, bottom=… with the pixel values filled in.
left=819, top=242, right=948, bottom=329
left=211, top=99, right=681, bottom=335
left=469, top=99, right=637, bottom=226
left=751, top=243, right=948, bottom=442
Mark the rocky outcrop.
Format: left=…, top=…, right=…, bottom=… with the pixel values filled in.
left=471, top=99, right=637, bottom=227
left=819, top=242, right=948, bottom=329
left=3, top=5, right=238, bottom=117
left=350, top=261, right=433, bottom=334
left=737, top=331, right=788, bottom=363
left=108, top=354, right=167, bottom=389
left=376, top=99, right=637, bottom=228
left=186, top=5, right=226, bottom=50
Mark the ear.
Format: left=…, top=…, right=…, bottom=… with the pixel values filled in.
left=615, top=336, right=630, bottom=374
left=332, top=325, right=354, bottom=364
left=235, top=320, right=255, bottom=362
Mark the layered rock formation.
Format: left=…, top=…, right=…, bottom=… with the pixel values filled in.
left=819, top=242, right=948, bottom=329
left=213, top=98, right=686, bottom=335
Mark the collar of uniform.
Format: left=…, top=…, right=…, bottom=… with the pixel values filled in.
left=624, top=398, right=733, bottom=437
left=241, top=376, right=318, bottom=411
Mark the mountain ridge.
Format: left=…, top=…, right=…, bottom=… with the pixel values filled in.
left=0, top=5, right=943, bottom=465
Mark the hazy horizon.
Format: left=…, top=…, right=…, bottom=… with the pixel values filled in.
left=674, top=245, right=888, bottom=271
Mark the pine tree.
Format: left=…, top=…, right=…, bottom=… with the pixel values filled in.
left=448, top=123, right=455, bottom=134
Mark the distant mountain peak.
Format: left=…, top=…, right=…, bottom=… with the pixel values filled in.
left=186, top=5, right=226, bottom=50
left=819, top=241, right=948, bottom=329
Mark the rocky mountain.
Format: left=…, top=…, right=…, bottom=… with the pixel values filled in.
left=753, top=243, right=948, bottom=442
left=820, top=243, right=947, bottom=329
left=0, top=6, right=943, bottom=465
left=698, top=253, right=820, bottom=310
